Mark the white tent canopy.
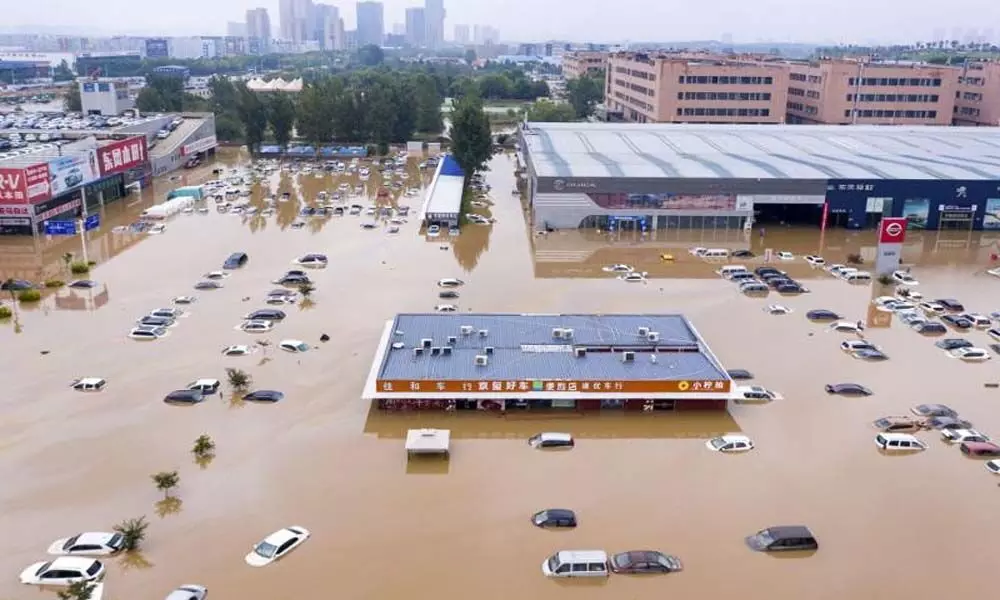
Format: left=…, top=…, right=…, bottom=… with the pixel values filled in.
left=246, top=77, right=303, bottom=93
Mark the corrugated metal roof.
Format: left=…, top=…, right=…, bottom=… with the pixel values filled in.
left=420, top=154, right=464, bottom=218
left=378, top=313, right=728, bottom=382
left=523, top=123, right=1000, bottom=180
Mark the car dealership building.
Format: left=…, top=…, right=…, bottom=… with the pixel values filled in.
left=519, top=122, right=1000, bottom=232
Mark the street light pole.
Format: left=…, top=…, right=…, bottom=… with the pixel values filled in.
left=77, top=219, right=89, bottom=265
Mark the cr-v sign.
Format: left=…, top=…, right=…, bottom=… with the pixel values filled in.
left=0, top=168, right=25, bottom=203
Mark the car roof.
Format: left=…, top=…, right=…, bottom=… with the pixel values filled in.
left=77, top=377, right=105, bottom=385
left=763, top=525, right=814, bottom=538
left=555, top=550, right=607, bottom=562
left=281, top=339, right=306, bottom=345
left=538, top=432, right=573, bottom=441
left=74, top=532, right=116, bottom=545
left=963, top=441, right=999, bottom=449
left=539, top=508, right=575, bottom=518
left=262, top=527, right=300, bottom=545
left=719, top=434, right=751, bottom=443
left=50, top=556, right=100, bottom=569
left=880, top=433, right=920, bottom=441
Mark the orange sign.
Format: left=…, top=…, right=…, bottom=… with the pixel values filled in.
left=376, top=379, right=731, bottom=394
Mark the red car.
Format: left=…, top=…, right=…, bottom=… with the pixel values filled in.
left=960, top=441, right=1000, bottom=457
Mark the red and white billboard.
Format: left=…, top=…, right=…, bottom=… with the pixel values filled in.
left=0, top=164, right=51, bottom=204
left=878, top=217, right=907, bottom=244
left=97, top=136, right=148, bottom=177
left=181, top=135, right=217, bottom=157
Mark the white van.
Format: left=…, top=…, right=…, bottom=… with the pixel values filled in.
left=541, top=550, right=609, bottom=577
left=716, top=265, right=748, bottom=278
left=844, top=271, right=872, bottom=283
left=701, top=249, right=729, bottom=259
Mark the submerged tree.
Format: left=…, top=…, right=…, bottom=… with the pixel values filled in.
left=192, top=434, right=216, bottom=459
left=225, top=368, right=252, bottom=391
left=151, top=471, right=180, bottom=497
left=112, top=516, right=149, bottom=551
left=56, top=581, right=96, bottom=600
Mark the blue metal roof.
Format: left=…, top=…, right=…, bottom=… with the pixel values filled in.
left=439, top=154, right=465, bottom=177
left=378, top=313, right=728, bottom=382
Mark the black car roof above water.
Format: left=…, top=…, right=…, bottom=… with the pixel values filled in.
left=765, top=525, right=814, bottom=539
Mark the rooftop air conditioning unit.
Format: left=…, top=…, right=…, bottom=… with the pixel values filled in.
left=421, top=338, right=433, bottom=348
left=650, top=354, right=658, bottom=363
left=575, top=347, right=587, bottom=358
left=622, top=351, right=635, bottom=362
left=441, top=346, right=453, bottom=356
left=647, top=332, right=660, bottom=342
left=478, top=329, right=489, bottom=337
left=563, top=328, right=574, bottom=339
left=430, top=347, right=441, bottom=356
left=552, top=328, right=564, bottom=339
left=475, top=354, right=489, bottom=366
left=638, top=326, right=650, bottom=337
left=460, top=325, right=474, bottom=335
left=413, top=347, right=424, bottom=357
left=447, top=335, right=458, bottom=345
left=484, top=346, right=495, bottom=354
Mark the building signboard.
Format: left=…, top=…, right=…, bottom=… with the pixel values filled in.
left=47, top=151, right=99, bottom=197
left=180, top=135, right=218, bottom=156
left=0, top=164, right=51, bottom=204
left=875, top=217, right=907, bottom=275
left=376, top=379, right=732, bottom=394
left=97, top=137, right=148, bottom=176
left=0, top=204, right=31, bottom=217
left=36, top=198, right=81, bottom=222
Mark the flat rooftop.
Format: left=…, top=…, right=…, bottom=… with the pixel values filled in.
left=522, top=122, right=1000, bottom=181
left=377, top=313, right=728, bottom=382
left=421, top=154, right=464, bottom=218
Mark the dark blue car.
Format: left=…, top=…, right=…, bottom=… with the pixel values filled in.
left=223, top=252, right=248, bottom=269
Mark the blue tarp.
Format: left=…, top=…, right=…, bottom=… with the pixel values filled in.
left=439, top=154, right=465, bottom=177
left=259, top=145, right=368, bottom=157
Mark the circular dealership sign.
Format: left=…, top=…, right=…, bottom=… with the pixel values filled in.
left=885, top=222, right=903, bottom=238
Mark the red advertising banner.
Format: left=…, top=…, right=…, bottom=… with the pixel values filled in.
left=97, top=137, right=148, bottom=177
left=878, top=217, right=907, bottom=244
left=0, top=164, right=51, bottom=204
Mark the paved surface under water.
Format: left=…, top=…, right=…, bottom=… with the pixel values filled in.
left=3, top=149, right=1000, bottom=599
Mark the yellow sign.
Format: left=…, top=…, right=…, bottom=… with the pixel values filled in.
left=678, top=380, right=690, bottom=391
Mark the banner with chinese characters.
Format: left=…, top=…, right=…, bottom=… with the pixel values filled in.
left=0, top=164, right=51, bottom=204
left=376, top=379, right=732, bottom=394
left=96, top=137, right=148, bottom=177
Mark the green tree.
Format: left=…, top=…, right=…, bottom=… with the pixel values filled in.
left=151, top=471, right=179, bottom=497
left=225, top=368, right=252, bottom=391
left=389, top=76, right=418, bottom=142
left=237, top=86, right=268, bottom=154
left=414, top=74, right=443, bottom=133
left=296, top=80, right=336, bottom=151
left=64, top=85, right=82, bottom=112
left=566, top=72, right=604, bottom=119
left=135, top=87, right=165, bottom=113
left=357, top=44, right=385, bottom=66
left=192, top=434, right=216, bottom=458
left=450, top=93, right=492, bottom=179
left=112, top=516, right=149, bottom=551
left=53, top=60, right=75, bottom=82
left=527, top=99, right=576, bottom=122
left=464, top=49, right=477, bottom=65
left=267, top=94, right=297, bottom=150
left=56, top=581, right=96, bottom=600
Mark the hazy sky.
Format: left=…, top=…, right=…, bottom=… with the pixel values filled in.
left=3, top=0, right=1000, bottom=44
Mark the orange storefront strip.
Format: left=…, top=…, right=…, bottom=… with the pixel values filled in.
left=376, top=379, right=731, bottom=394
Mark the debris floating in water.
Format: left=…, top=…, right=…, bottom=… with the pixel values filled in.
left=320, top=334, right=330, bottom=342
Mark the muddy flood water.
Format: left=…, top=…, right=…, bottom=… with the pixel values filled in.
left=4, top=148, right=1000, bottom=599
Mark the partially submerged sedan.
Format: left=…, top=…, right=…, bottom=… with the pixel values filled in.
left=19, top=557, right=104, bottom=586
left=873, top=416, right=927, bottom=433
left=528, top=432, right=574, bottom=449
left=531, top=509, right=577, bottom=528
left=706, top=434, right=754, bottom=453
left=609, top=551, right=683, bottom=574
left=245, top=526, right=310, bottom=567
left=47, top=533, right=124, bottom=557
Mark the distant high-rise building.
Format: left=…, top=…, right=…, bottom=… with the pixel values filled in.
left=454, top=24, right=470, bottom=44
left=472, top=25, right=498, bottom=45
left=227, top=22, right=247, bottom=38
left=392, top=23, right=405, bottom=35
left=313, top=3, right=342, bottom=50
left=405, top=8, right=426, bottom=47
left=424, top=0, right=445, bottom=49
left=279, top=0, right=315, bottom=44
left=356, top=2, right=384, bottom=46
left=246, top=7, right=272, bottom=54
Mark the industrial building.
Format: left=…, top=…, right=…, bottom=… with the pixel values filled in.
left=519, top=121, right=1000, bottom=232
left=363, top=313, right=733, bottom=412
left=419, top=154, right=463, bottom=228
left=563, top=51, right=608, bottom=79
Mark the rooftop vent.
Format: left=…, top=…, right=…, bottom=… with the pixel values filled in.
left=430, top=347, right=441, bottom=356
left=638, top=326, right=650, bottom=336
left=622, top=351, right=635, bottom=362
left=421, top=338, right=433, bottom=348
left=442, top=346, right=453, bottom=356
left=391, top=342, right=405, bottom=350
left=650, top=354, right=658, bottom=363
left=552, top=327, right=564, bottom=339
left=563, top=328, right=574, bottom=339
left=447, top=335, right=457, bottom=345
left=647, top=332, right=660, bottom=342
left=484, top=346, right=495, bottom=355
left=478, top=329, right=489, bottom=337
left=460, top=325, right=474, bottom=335
left=475, top=354, right=489, bottom=366
left=575, top=347, right=587, bottom=358
left=413, top=347, right=424, bottom=357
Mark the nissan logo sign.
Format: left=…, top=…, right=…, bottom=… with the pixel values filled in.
left=885, top=222, right=903, bottom=237
left=552, top=179, right=566, bottom=191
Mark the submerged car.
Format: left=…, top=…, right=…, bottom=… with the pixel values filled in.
left=19, top=557, right=104, bottom=585
left=163, top=389, right=205, bottom=405
left=164, top=584, right=208, bottom=600
left=609, top=550, right=683, bottom=574
left=706, top=434, right=754, bottom=452
left=47, top=533, right=124, bottom=556
left=875, top=433, right=928, bottom=452
left=806, top=309, right=843, bottom=322
left=244, top=526, right=310, bottom=567
left=825, top=383, right=873, bottom=396
left=194, top=280, right=223, bottom=290
left=745, top=526, right=818, bottom=552
left=221, top=344, right=253, bottom=356
left=242, top=390, right=285, bottom=403
left=873, top=416, right=927, bottom=433
left=279, top=339, right=309, bottom=353
left=531, top=509, right=577, bottom=528
left=911, top=404, right=958, bottom=418
left=437, top=278, right=465, bottom=288
left=528, top=432, right=574, bottom=449
left=293, top=253, right=328, bottom=268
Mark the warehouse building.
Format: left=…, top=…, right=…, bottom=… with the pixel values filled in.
left=520, top=122, right=1000, bottom=232
left=419, top=154, right=464, bottom=228
left=363, top=313, right=733, bottom=412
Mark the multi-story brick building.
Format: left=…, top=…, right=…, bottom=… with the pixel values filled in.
left=562, top=51, right=607, bottom=79
left=954, top=61, right=1000, bottom=126
left=604, top=52, right=790, bottom=124
left=785, top=59, right=960, bottom=126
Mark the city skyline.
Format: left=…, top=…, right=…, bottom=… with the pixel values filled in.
left=3, top=0, right=1000, bottom=45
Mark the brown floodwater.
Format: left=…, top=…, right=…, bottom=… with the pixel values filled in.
left=3, top=148, right=1000, bottom=599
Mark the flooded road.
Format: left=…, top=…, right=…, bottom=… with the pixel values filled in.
left=3, top=148, right=1000, bottom=599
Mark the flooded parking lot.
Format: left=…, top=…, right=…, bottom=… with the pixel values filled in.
left=3, top=148, right=1000, bottom=599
